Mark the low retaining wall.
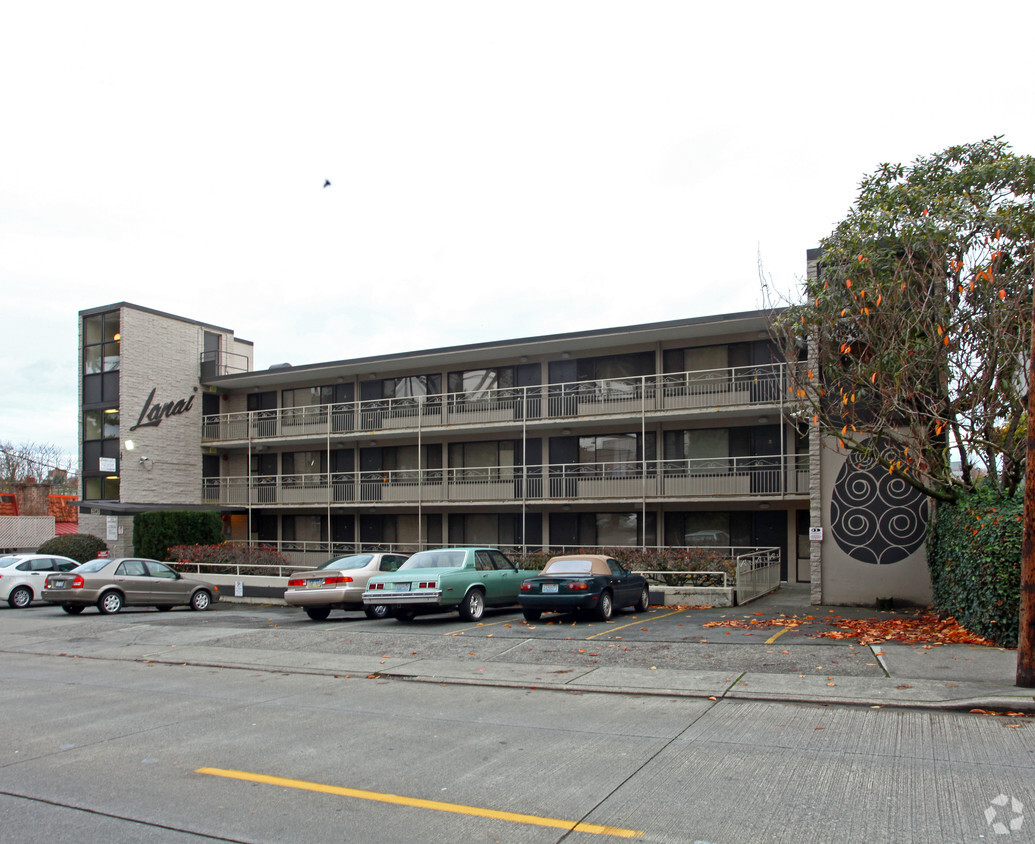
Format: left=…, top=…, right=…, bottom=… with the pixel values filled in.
left=653, top=585, right=734, bottom=608
left=199, top=574, right=736, bottom=609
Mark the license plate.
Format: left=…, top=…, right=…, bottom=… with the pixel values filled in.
left=394, top=583, right=411, bottom=592
left=307, top=579, right=323, bottom=588
left=49, top=581, right=66, bottom=589
left=542, top=583, right=559, bottom=593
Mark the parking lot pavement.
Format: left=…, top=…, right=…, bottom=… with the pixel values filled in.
left=2, top=590, right=1030, bottom=713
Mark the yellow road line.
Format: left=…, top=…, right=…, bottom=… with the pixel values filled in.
left=447, top=617, right=516, bottom=636
left=197, top=767, right=643, bottom=838
left=765, top=626, right=792, bottom=645
left=584, top=608, right=687, bottom=641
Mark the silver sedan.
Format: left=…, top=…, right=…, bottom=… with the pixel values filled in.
left=43, top=557, right=219, bottom=614
left=285, top=552, right=408, bottom=621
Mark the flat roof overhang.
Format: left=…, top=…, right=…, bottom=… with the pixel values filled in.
left=204, top=309, right=776, bottom=390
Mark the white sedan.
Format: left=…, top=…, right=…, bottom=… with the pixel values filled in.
left=0, top=553, right=80, bottom=608
left=285, top=552, right=409, bottom=621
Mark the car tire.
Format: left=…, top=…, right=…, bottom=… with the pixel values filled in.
left=458, top=589, right=485, bottom=622
left=390, top=607, right=415, bottom=621
left=8, top=586, right=32, bottom=609
left=365, top=604, right=389, bottom=620
left=98, top=591, right=123, bottom=615
left=305, top=606, right=332, bottom=621
left=155, top=605, right=173, bottom=612
left=522, top=609, right=542, bottom=622
left=634, top=586, right=650, bottom=613
left=190, top=590, right=212, bottom=611
left=594, top=591, right=613, bottom=622
left=62, top=604, right=85, bottom=615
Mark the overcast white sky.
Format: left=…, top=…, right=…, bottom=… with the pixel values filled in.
left=3, top=1, right=1034, bottom=468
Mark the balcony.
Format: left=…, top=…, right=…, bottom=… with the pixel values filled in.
left=201, top=454, right=809, bottom=507
left=201, top=363, right=790, bottom=444
left=200, top=349, right=250, bottom=378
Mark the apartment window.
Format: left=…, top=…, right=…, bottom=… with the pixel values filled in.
left=282, top=451, right=326, bottom=476
left=448, top=367, right=514, bottom=400
left=384, top=374, right=441, bottom=399
left=83, top=476, right=120, bottom=500
left=82, top=311, right=120, bottom=408
left=580, top=434, right=639, bottom=466
left=448, top=441, right=515, bottom=480
left=83, top=311, right=121, bottom=375
left=551, top=511, right=655, bottom=547
left=576, top=352, right=654, bottom=383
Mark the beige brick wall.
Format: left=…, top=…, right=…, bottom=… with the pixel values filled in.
left=119, top=308, right=206, bottom=505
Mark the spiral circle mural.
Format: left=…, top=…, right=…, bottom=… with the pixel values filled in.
left=829, top=450, right=928, bottom=565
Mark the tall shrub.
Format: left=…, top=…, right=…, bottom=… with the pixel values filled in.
left=927, top=490, right=1022, bottom=647
left=37, top=533, right=108, bottom=563
left=133, top=511, right=223, bottom=561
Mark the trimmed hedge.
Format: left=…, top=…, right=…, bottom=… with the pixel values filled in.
left=927, top=490, right=1022, bottom=647
left=133, top=511, right=223, bottom=561
left=168, top=543, right=292, bottom=576
left=37, top=533, right=108, bottom=563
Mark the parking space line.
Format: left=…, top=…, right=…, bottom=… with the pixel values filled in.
left=765, top=626, right=793, bottom=645
left=447, top=617, right=517, bottom=636
left=584, top=608, right=688, bottom=641
left=197, top=767, right=643, bottom=837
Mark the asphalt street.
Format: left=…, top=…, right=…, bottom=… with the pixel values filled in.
left=0, top=588, right=1032, bottom=842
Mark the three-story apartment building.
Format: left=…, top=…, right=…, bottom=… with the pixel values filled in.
left=76, top=300, right=934, bottom=605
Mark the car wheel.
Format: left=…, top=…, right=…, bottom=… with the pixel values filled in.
left=635, top=585, right=650, bottom=613
left=155, top=605, right=173, bottom=612
left=62, top=604, right=85, bottom=615
left=458, top=589, right=485, bottom=622
left=365, top=604, right=390, bottom=620
left=390, top=607, right=415, bottom=621
left=8, top=586, right=32, bottom=609
left=594, top=591, right=613, bottom=621
left=305, top=606, right=332, bottom=621
left=190, top=590, right=212, bottom=611
left=522, top=609, right=542, bottom=622
left=98, top=591, right=123, bottom=615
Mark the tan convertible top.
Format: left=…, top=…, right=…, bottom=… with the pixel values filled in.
left=541, top=554, right=615, bottom=576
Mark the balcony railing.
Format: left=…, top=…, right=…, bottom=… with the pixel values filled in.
left=202, top=454, right=809, bottom=506
left=200, top=349, right=251, bottom=378
left=201, top=363, right=789, bottom=443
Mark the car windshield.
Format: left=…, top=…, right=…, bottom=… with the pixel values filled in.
left=400, top=550, right=467, bottom=570
left=318, top=554, right=374, bottom=571
left=0, top=556, right=23, bottom=568
left=77, top=559, right=112, bottom=573
left=543, top=560, right=594, bottom=575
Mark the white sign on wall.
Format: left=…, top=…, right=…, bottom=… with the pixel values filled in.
left=106, top=516, right=119, bottom=541
left=99, top=457, right=117, bottom=473
left=809, top=526, right=824, bottom=542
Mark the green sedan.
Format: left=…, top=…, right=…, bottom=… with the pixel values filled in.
left=363, top=547, right=538, bottom=622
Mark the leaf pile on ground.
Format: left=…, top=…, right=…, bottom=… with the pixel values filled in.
left=702, top=613, right=814, bottom=629
left=812, top=614, right=999, bottom=647
left=702, top=612, right=1000, bottom=647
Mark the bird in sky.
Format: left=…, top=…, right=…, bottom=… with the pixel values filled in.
left=323, top=179, right=331, bottom=188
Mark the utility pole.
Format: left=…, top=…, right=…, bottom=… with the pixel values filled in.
left=1018, top=293, right=1035, bottom=687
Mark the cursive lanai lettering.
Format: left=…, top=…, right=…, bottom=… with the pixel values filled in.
left=130, top=387, right=197, bottom=431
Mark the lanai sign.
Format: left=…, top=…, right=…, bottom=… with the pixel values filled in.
left=130, top=386, right=198, bottom=431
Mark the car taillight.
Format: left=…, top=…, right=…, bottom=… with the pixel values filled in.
left=288, top=578, right=304, bottom=587
left=567, top=582, right=589, bottom=591
left=370, top=582, right=384, bottom=590
left=323, top=576, right=353, bottom=585
left=520, top=583, right=534, bottom=591
left=71, top=575, right=85, bottom=589
left=417, top=581, right=436, bottom=589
